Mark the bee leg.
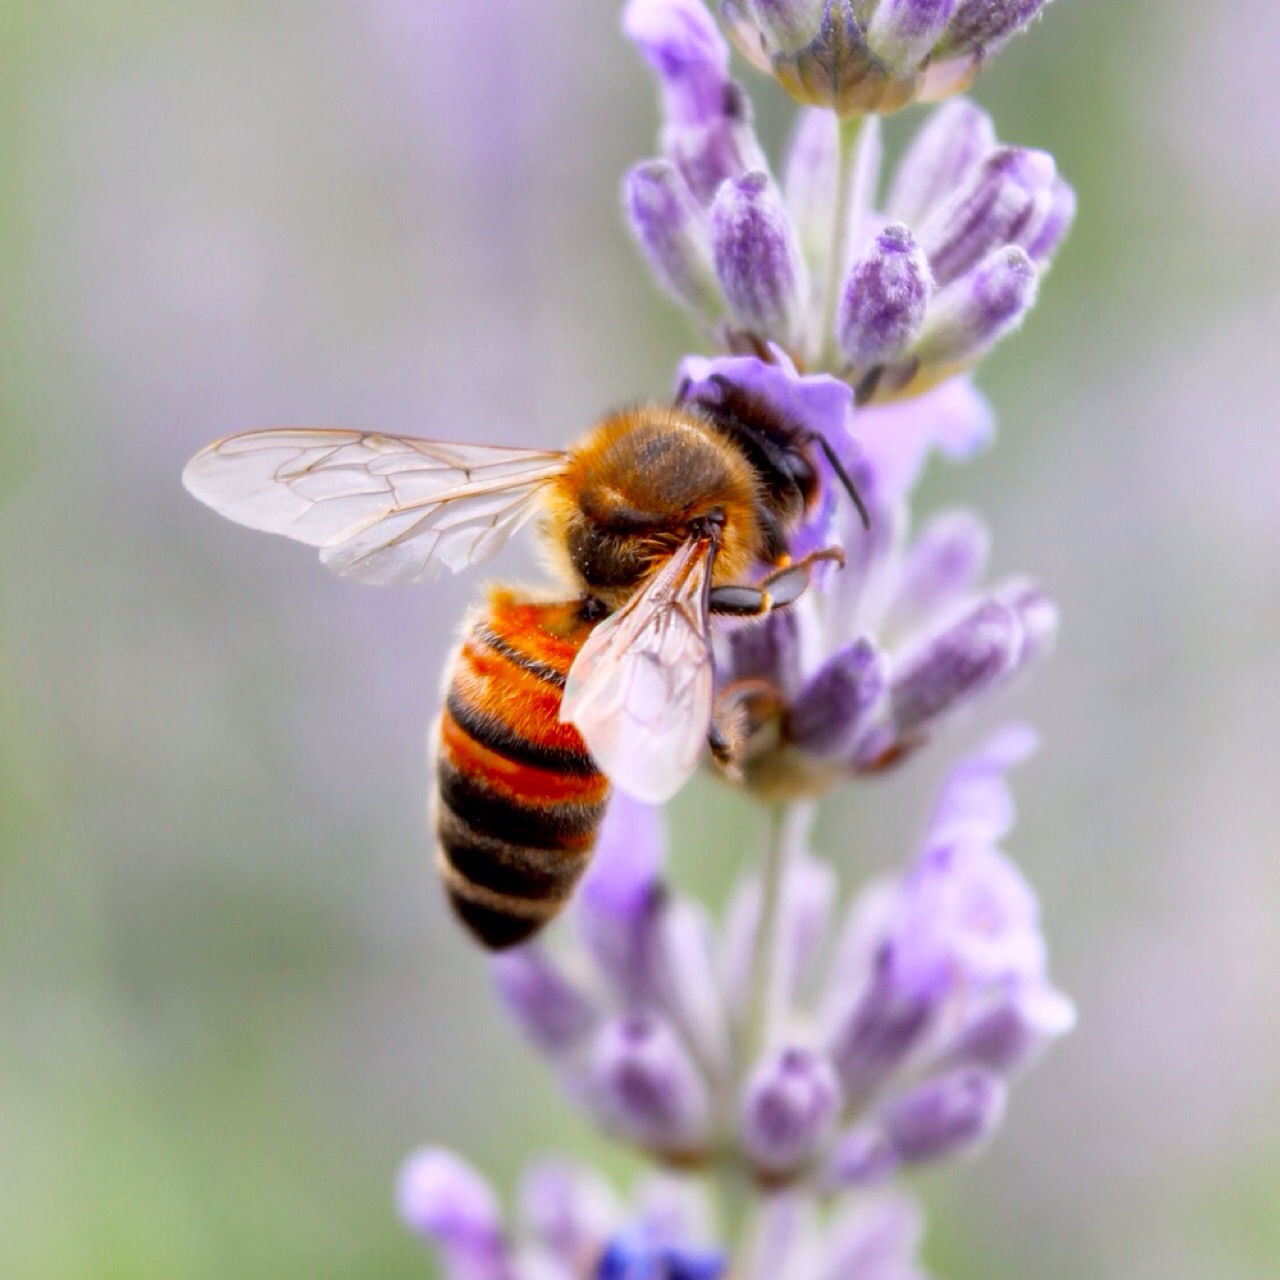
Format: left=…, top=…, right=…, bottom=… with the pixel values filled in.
left=708, top=546, right=846, bottom=616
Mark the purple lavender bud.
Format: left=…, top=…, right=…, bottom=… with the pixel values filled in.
left=879, top=1066, right=1007, bottom=1163
left=624, top=0, right=730, bottom=125
left=588, top=1013, right=712, bottom=1157
left=578, top=795, right=667, bottom=1004
left=665, top=81, right=769, bottom=206
left=782, top=108, right=839, bottom=267
left=837, top=224, right=933, bottom=370
left=741, top=1046, right=842, bottom=1177
left=1021, top=175, right=1076, bottom=266
left=819, top=1191, right=925, bottom=1280
left=824, top=1123, right=902, bottom=1188
left=824, top=953, right=937, bottom=1099
left=726, top=608, right=802, bottom=696
left=624, top=161, right=723, bottom=322
left=917, top=147, right=1056, bottom=287
left=518, top=1159, right=619, bottom=1268
left=911, top=245, right=1039, bottom=374
left=397, top=1148, right=512, bottom=1278
left=942, top=982, right=1076, bottom=1072
left=882, top=509, right=991, bottom=638
left=941, top=0, right=1053, bottom=58
left=787, top=638, right=886, bottom=758
left=887, top=598, right=1020, bottom=740
left=710, top=171, right=808, bottom=340
left=868, top=0, right=959, bottom=67
left=492, top=947, right=598, bottom=1056
left=886, top=98, right=997, bottom=227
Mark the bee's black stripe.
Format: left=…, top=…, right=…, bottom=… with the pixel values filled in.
left=438, top=808, right=589, bottom=902
left=446, top=891, right=546, bottom=950
left=445, top=688, right=598, bottom=775
left=437, top=758, right=603, bottom=851
left=472, top=624, right=569, bottom=689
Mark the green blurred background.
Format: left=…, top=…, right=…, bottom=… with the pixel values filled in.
left=2, top=2, right=1278, bottom=1277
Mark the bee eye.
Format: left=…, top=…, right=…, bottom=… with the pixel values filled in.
left=784, top=450, right=817, bottom=502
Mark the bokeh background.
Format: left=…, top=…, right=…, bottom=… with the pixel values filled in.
left=2, top=2, right=1278, bottom=1277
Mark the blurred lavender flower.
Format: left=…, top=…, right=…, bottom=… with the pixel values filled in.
left=672, top=351, right=1054, bottom=798
left=623, top=16, right=1073, bottom=400
left=629, top=0, right=1054, bottom=117
left=399, top=1147, right=726, bottom=1280
left=489, top=735, right=1070, bottom=1189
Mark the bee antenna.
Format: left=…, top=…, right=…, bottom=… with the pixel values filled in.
left=811, top=433, right=871, bottom=531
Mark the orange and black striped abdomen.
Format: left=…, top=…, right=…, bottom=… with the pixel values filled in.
left=436, top=590, right=609, bottom=949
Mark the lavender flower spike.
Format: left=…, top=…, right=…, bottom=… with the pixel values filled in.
left=715, top=0, right=1056, bottom=116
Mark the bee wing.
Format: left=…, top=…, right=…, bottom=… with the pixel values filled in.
left=560, top=537, right=716, bottom=804
left=182, top=428, right=567, bottom=585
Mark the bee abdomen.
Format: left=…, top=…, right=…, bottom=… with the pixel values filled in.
left=436, top=593, right=609, bottom=950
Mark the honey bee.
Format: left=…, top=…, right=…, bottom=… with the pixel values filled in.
left=183, top=377, right=865, bottom=948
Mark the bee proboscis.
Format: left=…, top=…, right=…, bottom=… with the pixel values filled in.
left=183, top=378, right=863, bottom=947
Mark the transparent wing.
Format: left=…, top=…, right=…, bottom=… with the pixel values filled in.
left=560, top=537, right=716, bottom=804
left=182, top=428, right=566, bottom=585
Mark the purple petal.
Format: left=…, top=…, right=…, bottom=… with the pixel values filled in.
left=397, top=1149, right=511, bottom=1276
left=882, top=508, right=991, bottom=637
left=886, top=97, right=997, bottom=227
left=924, top=722, right=1038, bottom=847
left=850, top=376, right=994, bottom=504
left=837, top=224, right=934, bottom=370
left=820, top=1191, right=926, bottom=1280
left=491, top=946, right=599, bottom=1056
left=624, top=0, right=729, bottom=125
left=710, top=172, right=808, bottom=340
left=941, top=980, right=1077, bottom=1072
left=740, top=1045, right=842, bottom=1176
left=824, top=1123, right=902, bottom=1189
left=624, top=161, right=723, bottom=321
left=878, top=1066, right=1007, bottom=1162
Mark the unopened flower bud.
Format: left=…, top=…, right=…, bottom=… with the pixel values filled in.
left=837, top=223, right=933, bottom=370
left=943, top=983, right=1077, bottom=1073
left=397, top=1149, right=510, bottom=1277
left=887, top=597, right=1020, bottom=740
left=787, top=638, right=886, bottom=758
left=879, top=1066, right=1007, bottom=1162
left=886, top=97, right=997, bottom=225
left=1022, top=175, right=1077, bottom=266
left=588, top=1014, right=712, bottom=1158
left=911, top=245, right=1039, bottom=373
left=741, top=1046, right=842, bottom=1177
left=624, top=161, right=724, bottom=322
left=940, top=0, right=1054, bottom=59
left=492, top=947, right=598, bottom=1057
left=918, top=147, right=1057, bottom=287
left=518, top=1159, right=619, bottom=1267
left=710, top=171, right=808, bottom=341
